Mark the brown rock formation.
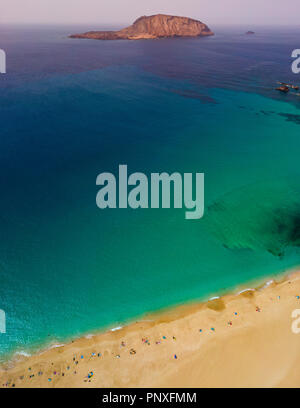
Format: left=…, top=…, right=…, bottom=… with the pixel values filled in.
left=70, top=14, right=214, bottom=40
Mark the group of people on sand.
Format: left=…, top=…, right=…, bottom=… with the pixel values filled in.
left=2, top=335, right=175, bottom=387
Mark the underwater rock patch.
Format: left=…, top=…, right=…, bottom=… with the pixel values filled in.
left=205, top=182, right=300, bottom=257
left=279, top=113, right=300, bottom=125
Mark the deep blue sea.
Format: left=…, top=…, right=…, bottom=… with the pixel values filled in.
left=1, top=24, right=300, bottom=359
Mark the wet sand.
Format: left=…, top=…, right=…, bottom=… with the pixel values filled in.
left=1, top=270, right=300, bottom=388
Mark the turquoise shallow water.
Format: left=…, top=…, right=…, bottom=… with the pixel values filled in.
left=0, top=25, right=300, bottom=359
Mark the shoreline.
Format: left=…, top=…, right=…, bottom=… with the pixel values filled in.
left=2, top=266, right=296, bottom=366
left=2, top=266, right=300, bottom=387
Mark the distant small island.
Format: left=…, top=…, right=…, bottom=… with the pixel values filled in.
left=246, top=31, right=255, bottom=35
left=70, top=14, right=214, bottom=41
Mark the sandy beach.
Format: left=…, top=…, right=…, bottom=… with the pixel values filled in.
left=1, top=269, right=300, bottom=388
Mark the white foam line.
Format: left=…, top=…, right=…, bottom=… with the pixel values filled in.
left=237, top=288, right=255, bottom=295
left=48, top=343, right=65, bottom=350
left=110, top=326, right=122, bottom=332
left=262, top=279, right=274, bottom=289
left=38, top=343, right=65, bottom=356
left=15, top=351, right=31, bottom=358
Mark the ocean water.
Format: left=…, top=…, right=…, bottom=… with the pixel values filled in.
left=0, top=24, right=300, bottom=359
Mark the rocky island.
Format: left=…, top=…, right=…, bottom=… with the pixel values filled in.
left=70, top=14, right=214, bottom=40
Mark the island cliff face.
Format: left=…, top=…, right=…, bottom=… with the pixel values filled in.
left=70, top=14, right=214, bottom=40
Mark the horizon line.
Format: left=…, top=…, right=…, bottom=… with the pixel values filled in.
left=1, top=21, right=300, bottom=27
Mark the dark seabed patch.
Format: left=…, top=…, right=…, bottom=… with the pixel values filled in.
left=279, top=113, right=300, bottom=125
left=171, top=89, right=218, bottom=104
left=205, top=182, right=300, bottom=257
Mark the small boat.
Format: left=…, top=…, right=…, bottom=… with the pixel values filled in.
left=277, top=81, right=299, bottom=90
left=276, top=86, right=289, bottom=93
